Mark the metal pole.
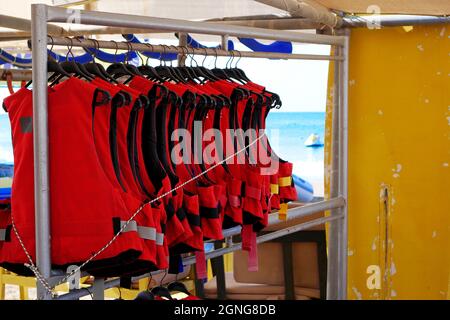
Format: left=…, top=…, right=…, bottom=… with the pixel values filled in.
left=326, top=39, right=341, bottom=300
left=92, top=278, right=105, bottom=300
left=0, top=14, right=64, bottom=35
left=337, top=30, right=350, bottom=300
left=0, top=69, right=32, bottom=81
left=221, top=35, right=229, bottom=51
left=45, top=6, right=345, bottom=46
left=177, top=32, right=187, bottom=66
left=48, top=37, right=343, bottom=61
left=31, top=3, right=52, bottom=300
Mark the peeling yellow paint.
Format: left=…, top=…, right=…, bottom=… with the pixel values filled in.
left=326, top=25, right=450, bottom=300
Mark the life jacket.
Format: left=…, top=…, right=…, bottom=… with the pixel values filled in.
left=1, top=78, right=143, bottom=276
left=0, top=199, right=11, bottom=258
left=160, top=82, right=194, bottom=248
left=89, top=78, right=159, bottom=275
left=244, top=81, right=298, bottom=216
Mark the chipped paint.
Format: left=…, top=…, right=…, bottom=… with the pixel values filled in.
left=348, top=249, right=354, bottom=256
left=417, top=44, right=424, bottom=51
left=393, top=173, right=400, bottom=179
left=424, top=98, right=430, bottom=104
left=432, top=231, right=437, bottom=238
left=390, top=262, right=397, bottom=276
left=352, top=287, right=362, bottom=300
left=446, top=116, right=450, bottom=126
left=349, top=79, right=356, bottom=86
left=391, top=289, right=397, bottom=297
left=378, top=110, right=383, bottom=116
left=443, top=163, right=449, bottom=167
left=440, top=27, right=446, bottom=37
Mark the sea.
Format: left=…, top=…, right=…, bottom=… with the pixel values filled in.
left=0, top=111, right=325, bottom=192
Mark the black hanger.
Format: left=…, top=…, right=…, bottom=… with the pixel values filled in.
left=210, top=48, right=229, bottom=80
left=26, top=36, right=72, bottom=87
left=58, top=37, right=93, bottom=81
left=231, top=50, right=252, bottom=82
left=167, top=281, right=190, bottom=295
left=150, top=270, right=174, bottom=300
left=138, top=43, right=165, bottom=83
left=83, top=38, right=119, bottom=83
left=154, top=45, right=185, bottom=83
left=106, top=40, right=135, bottom=81
left=134, top=290, right=155, bottom=300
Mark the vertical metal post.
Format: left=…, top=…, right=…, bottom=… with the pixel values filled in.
left=326, top=40, right=341, bottom=300
left=92, top=278, right=105, bottom=300
left=177, top=32, right=187, bottom=66
left=327, top=31, right=349, bottom=300
left=221, top=34, right=229, bottom=51
left=31, top=4, right=52, bottom=300
left=337, top=31, right=349, bottom=300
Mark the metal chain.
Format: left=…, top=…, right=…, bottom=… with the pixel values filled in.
left=15, top=132, right=265, bottom=299
left=10, top=214, right=56, bottom=297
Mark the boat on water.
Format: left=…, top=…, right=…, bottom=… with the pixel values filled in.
left=304, top=133, right=324, bottom=147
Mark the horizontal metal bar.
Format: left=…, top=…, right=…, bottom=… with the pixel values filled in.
left=48, top=36, right=342, bottom=61
left=0, top=27, right=172, bottom=41
left=0, top=69, right=32, bottom=81
left=220, top=197, right=345, bottom=238
left=187, top=214, right=343, bottom=263
left=343, top=14, right=450, bottom=27
left=0, top=14, right=64, bottom=35
left=45, top=6, right=345, bottom=46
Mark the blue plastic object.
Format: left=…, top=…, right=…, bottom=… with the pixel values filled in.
left=238, top=38, right=292, bottom=54
left=47, top=50, right=93, bottom=64
left=185, top=34, right=234, bottom=51
left=292, top=174, right=314, bottom=203
left=0, top=49, right=32, bottom=67
left=83, top=46, right=138, bottom=63
left=122, top=34, right=177, bottom=61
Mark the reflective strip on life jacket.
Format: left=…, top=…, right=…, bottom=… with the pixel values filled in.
left=278, top=176, right=292, bottom=187
left=156, top=232, right=164, bottom=246
left=0, top=226, right=11, bottom=242
left=270, top=183, right=279, bottom=195
left=112, top=219, right=157, bottom=241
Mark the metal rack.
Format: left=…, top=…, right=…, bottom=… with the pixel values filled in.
left=26, top=4, right=348, bottom=300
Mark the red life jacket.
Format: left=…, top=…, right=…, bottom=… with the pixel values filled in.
left=0, top=199, right=11, bottom=258
left=1, top=78, right=143, bottom=276
left=89, top=78, right=159, bottom=275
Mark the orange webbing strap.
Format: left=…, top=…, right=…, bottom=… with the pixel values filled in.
left=5, top=72, right=14, bottom=94
left=278, top=203, right=288, bottom=221
left=278, top=176, right=292, bottom=187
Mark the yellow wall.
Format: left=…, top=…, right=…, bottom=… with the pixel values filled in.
left=326, top=25, right=450, bottom=299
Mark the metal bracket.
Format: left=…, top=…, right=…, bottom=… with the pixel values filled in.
left=66, top=265, right=81, bottom=290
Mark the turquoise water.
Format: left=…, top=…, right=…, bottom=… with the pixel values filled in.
left=265, top=112, right=325, bottom=166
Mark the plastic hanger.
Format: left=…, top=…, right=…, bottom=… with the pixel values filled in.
left=138, top=43, right=165, bottom=83
left=84, top=38, right=119, bottom=83
left=154, top=45, right=185, bottom=83
left=106, top=40, right=135, bottom=81
left=167, top=280, right=190, bottom=296
left=58, top=37, right=93, bottom=81
left=26, top=36, right=71, bottom=87
left=150, top=270, right=174, bottom=300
